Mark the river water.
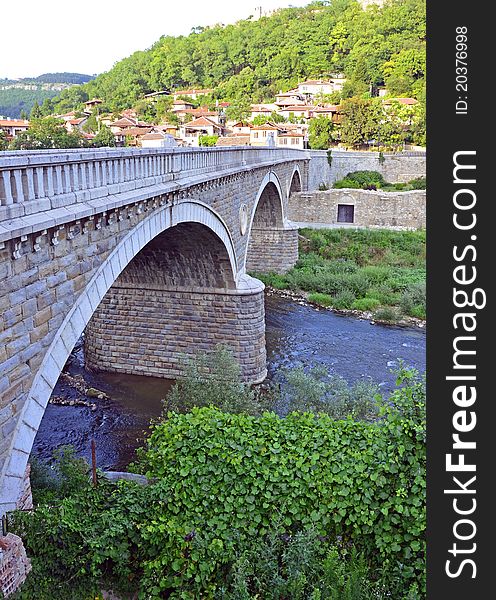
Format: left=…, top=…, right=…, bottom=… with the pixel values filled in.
left=32, top=293, right=426, bottom=470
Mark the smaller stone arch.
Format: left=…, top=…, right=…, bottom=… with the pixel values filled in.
left=245, top=172, right=299, bottom=275
left=289, top=166, right=302, bottom=196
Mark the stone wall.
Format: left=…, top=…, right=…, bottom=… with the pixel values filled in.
left=307, top=150, right=426, bottom=190
left=0, top=534, right=31, bottom=598
left=288, top=189, right=426, bottom=230
left=246, top=227, right=299, bottom=273
left=85, top=284, right=267, bottom=383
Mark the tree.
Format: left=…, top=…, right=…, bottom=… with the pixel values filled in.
left=338, top=97, right=383, bottom=147
left=19, top=109, right=28, bottom=121
left=92, top=124, right=116, bottom=147
left=9, top=117, right=85, bottom=150
left=30, top=101, right=42, bottom=119
left=308, top=115, right=334, bottom=149
left=0, top=130, right=8, bottom=151
left=198, top=135, right=218, bottom=147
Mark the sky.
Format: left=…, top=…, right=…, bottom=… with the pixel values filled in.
left=0, top=0, right=311, bottom=80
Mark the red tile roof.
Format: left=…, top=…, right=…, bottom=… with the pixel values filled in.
left=0, top=119, right=29, bottom=127
left=184, top=116, right=221, bottom=129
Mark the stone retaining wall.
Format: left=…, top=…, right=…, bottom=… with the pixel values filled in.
left=288, top=189, right=426, bottom=230
left=307, top=150, right=426, bottom=190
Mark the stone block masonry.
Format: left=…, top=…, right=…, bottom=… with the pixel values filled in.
left=84, top=284, right=267, bottom=383
left=288, top=189, right=426, bottom=230
left=246, top=227, right=299, bottom=274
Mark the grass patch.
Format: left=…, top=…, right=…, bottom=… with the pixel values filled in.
left=254, top=229, right=426, bottom=322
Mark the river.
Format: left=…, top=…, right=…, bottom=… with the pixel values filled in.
left=32, top=293, right=426, bottom=470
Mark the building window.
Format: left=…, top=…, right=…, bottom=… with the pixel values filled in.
left=337, top=204, right=355, bottom=223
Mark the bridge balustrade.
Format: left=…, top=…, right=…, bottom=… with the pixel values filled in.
left=0, top=147, right=304, bottom=218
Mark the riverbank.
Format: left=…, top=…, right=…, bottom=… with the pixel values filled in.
left=265, top=286, right=426, bottom=329
left=254, top=227, right=426, bottom=325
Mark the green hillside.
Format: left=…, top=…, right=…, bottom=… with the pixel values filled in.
left=48, top=0, right=425, bottom=114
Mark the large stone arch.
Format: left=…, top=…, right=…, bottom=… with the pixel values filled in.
left=0, top=200, right=242, bottom=513
left=245, top=173, right=299, bottom=275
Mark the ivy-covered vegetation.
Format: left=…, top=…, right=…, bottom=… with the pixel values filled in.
left=255, top=228, right=426, bottom=319
left=46, top=0, right=425, bottom=116
left=11, top=354, right=425, bottom=600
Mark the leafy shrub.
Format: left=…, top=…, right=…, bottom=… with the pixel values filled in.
left=373, top=307, right=401, bottom=321
left=163, top=345, right=273, bottom=415
left=352, top=297, right=381, bottom=311
left=333, top=171, right=386, bottom=190
left=409, top=176, right=426, bottom=189
left=319, top=182, right=330, bottom=191
left=280, top=364, right=380, bottom=421
left=333, top=178, right=361, bottom=189
left=400, top=283, right=426, bottom=317
left=12, top=369, right=425, bottom=599
left=331, top=289, right=356, bottom=309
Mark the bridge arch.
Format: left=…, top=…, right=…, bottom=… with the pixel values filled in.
left=0, top=200, right=243, bottom=512
left=245, top=172, right=299, bottom=275
left=289, top=166, right=302, bottom=196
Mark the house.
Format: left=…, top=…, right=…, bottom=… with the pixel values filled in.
left=140, top=130, right=177, bottom=148
left=0, top=119, right=29, bottom=140
left=311, top=105, right=341, bottom=123
left=114, top=126, right=153, bottom=146
left=216, top=134, right=251, bottom=147
left=383, top=97, right=418, bottom=107
left=83, top=98, right=103, bottom=114
left=296, top=77, right=346, bottom=96
left=110, top=116, right=150, bottom=133
left=172, top=99, right=195, bottom=112
left=179, top=116, right=225, bottom=146
left=229, top=122, right=252, bottom=135
left=276, top=105, right=314, bottom=121
left=64, top=116, right=88, bottom=133
left=173, top=88, right=213, bottom=101
left=249, top=104, right=277, bottom=121
left=276, top=132, right=305, bottom=149
left=274, top=90, right=306, bottom=107
left=249, top=123, right=281, bottom=147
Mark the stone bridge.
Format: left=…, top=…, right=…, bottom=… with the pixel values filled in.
left=0, top=146, right=308, bottom=514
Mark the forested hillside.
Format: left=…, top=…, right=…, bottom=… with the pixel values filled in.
left=49, top=0, right=425, bottom=114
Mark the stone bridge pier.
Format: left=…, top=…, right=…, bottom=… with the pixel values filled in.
left=85, top=222, right=267, bottom=382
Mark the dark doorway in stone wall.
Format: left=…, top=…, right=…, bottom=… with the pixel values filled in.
left=337, top=204, right=355, bottom=223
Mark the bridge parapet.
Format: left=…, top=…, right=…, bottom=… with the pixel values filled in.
left=0, top=147, right=306, bottom=236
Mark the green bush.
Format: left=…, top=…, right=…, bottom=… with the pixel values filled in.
left=12, top=368, right=425, bottom=599
left=331, top=289, right=356, bottom=309
left=280, top=364, right=380, bottom=421
left=163, top=345, right=274, bottom=415
left=352, top=297, right=381, bottom=311
left=333, top=171, right=386, bottom=190
left=400, top=283, right=426, bottom=317
left=373, top=307, right=401, bottom=322
left=409, top=176, right=426, bottom=190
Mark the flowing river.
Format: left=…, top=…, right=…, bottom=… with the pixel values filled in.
left=32, top=293, right=426, bottom=470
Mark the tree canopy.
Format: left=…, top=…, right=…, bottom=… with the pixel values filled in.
left=47, top=0, right=425, bottom=114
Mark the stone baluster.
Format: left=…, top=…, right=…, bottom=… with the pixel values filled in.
left=13, top=169, right=25, bottom=203
left=71, top=163, right=80, bottom=191
left=34, top=167, right=45, bottom=198
left=45, top=166, right=55, bottom=197
left=25, top=169, right=36, bottom=201
left=1, top=170, right=13, bottom=205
